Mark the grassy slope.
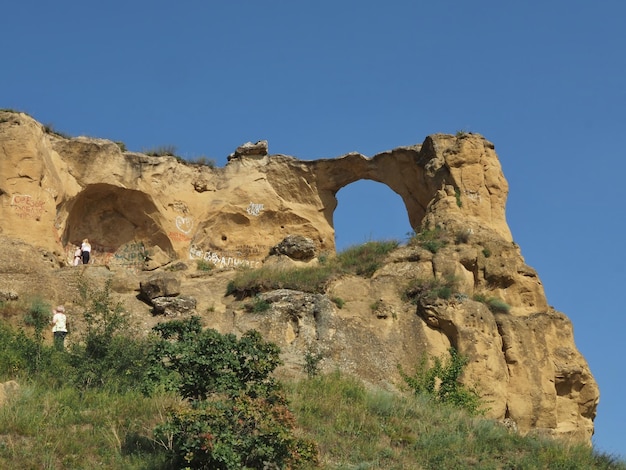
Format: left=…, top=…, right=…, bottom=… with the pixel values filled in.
left=0, top=374, right=623, bottom=469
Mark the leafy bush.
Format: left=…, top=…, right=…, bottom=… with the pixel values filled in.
left=155, top=393, right=318, bottom=469
left=304, top=347, right=324, bottom=378
left=145, top=317, right=282, bottom=401
left=22, top=297, right=51, bottom=346
left=398, top=347, right=484, bottom=415
left=146, top=317, right=318, bottom=469
left=69, top=277, right=149, bottom=390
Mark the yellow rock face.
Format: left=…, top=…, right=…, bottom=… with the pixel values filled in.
left=0, top=111, right=598, bottom=443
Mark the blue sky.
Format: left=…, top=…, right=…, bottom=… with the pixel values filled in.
left=3, top=1, right=625, bottom=459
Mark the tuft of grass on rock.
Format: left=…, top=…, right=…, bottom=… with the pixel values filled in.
left=226, top=240, right=399, bottom=299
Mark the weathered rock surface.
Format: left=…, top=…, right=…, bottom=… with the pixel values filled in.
left=270, top=235, right=317, bottom=261
left=152, top=295, right=197, bottom=317
left=139, top=274, right=181, bottom=302
left=0, top=111, right=598, bottom=443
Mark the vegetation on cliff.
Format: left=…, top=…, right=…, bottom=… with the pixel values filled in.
left=0, top=270, right=624, bottom=469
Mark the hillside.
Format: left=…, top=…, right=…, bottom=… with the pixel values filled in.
left=0, top=109, right=598, bottom=444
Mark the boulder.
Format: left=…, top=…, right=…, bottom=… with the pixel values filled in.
left=270, top=235, right=317, bottom=261
left=139, top=274, right=180, bottom=302
left=152, top=295, right=197, bottom=316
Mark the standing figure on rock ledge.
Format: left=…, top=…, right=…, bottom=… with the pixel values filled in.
left=81, top=238, right=91, bottom=265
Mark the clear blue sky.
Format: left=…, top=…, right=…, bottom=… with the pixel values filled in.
left=3, top=1, right=625, bottom=459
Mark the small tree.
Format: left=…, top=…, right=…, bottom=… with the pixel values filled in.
left=70, top=276, right=147, bottom=390
left=147, top=317, right=318, bottom=469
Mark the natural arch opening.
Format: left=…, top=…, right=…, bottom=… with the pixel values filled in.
left=61, top=184, right=173, bottom=266
left=333, top=180, right=413, bottom=252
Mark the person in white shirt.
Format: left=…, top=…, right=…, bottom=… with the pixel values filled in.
left=81, top=239, right=92, bottom=265
left=51, top=305, right=68, bottom=351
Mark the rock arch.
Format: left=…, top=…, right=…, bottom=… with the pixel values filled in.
left=333, top=179, right=412, bottom=249
left=308, top=144, right=448, bottom=239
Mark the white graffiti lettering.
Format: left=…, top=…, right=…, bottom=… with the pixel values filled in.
left=175, top=216, right=194, bottom=234
left=189, top=245, right=260, bottom=269
left=246, top=202, right=264, bottom=216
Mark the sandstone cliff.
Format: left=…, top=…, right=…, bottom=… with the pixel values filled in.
left=0, top=111, right=598, bottom=443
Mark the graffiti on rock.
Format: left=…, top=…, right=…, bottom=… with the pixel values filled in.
left=246, top=202, right=264, bottom=216
left=175, top=216, right=194, bottom=234
left=111, top=241, right=149, bottom=269
left=189, top=245, right=260, bottom=269
left=169, top=231, right=191, bottom=243
left=10, top=194, right=45, bottom=220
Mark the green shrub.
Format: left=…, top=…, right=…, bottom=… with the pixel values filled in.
left=70, top=277, right=148, bottom=391
left=331, top=297, right=345, bottom=309
left=473, top=294, right=511, bottom=314
left=398, top=347, right=484, bottom=415
left=147, top=317, right=318, bottom=469
left=245, top=296, right=271, bottom=313
left=455, top=187, right=463, bottom=208
left=196, top=259, right=214, bottom=272
left=23, top=297, right=51, bottom=345
left=145, top=316, right=282, bottom=400
left=155, top=394, right=318, bottom=469
left=114, top=141, right=127, bottom=152
left=486, top=297, right=511, bottom=314
left=403, top=275, right=459, bottom=304
left=482, top=247, right=492, bottom=258
left=304, top=347, right=324, bottom=378
left=409, top=226, right=449, bottom=253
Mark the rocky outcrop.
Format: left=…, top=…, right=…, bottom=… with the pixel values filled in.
left=0, top=112, right=509, bottom=270
left=0, top=111, right=598, bottom=444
